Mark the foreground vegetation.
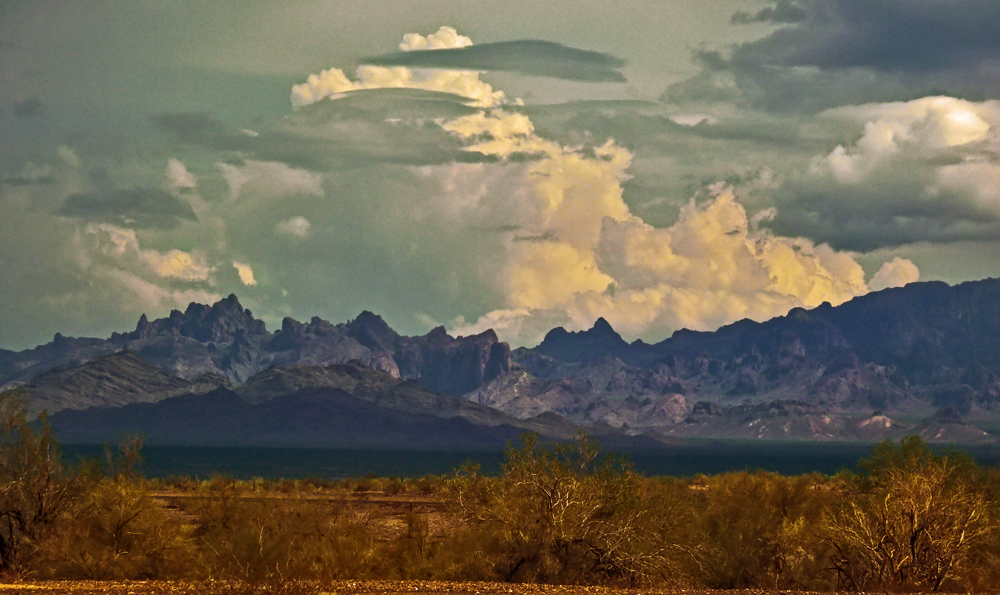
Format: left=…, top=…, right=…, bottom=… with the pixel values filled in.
left=2, top=390, right=1000, bottom=592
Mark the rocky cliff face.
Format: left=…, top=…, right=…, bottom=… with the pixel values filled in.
left=1, top=296, right=512, bottom=403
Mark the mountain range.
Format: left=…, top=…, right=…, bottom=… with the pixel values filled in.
left=4, top=278, right=1000, bottom=447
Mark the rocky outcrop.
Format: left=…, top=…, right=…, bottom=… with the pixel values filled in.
left=2, top=295, right=513, bottom=402
left=17, top=350, right=226, bottom=415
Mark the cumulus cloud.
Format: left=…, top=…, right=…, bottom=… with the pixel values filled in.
left=291, top=27, right=508, bottom=109
left=233, top=261, right=257, bottom=286
left=277, top=26, right=921, bottom=345
left=770, top=96, right=1000, bottom=251
left=83, top=224, right=214, bottom=282
left=399, top=26, right=473, bottom=51
left=217, top=160, right=323, bottom=202
left=870, top=257, right=920, bottom=291
left=276, top=216, right=312, bottom=239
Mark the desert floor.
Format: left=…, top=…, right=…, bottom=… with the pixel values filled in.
left=0, top=580, right=908, bottom=595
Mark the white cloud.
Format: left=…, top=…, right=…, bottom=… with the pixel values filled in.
left=399, top=26, right=473, bottom=51
left=83, top=224, right=215, bottom=283
left=669, top=114, right=718, bottom=127
left=290, top=27, right=507, bottom=108
left=283, top=27, right=916, bottom=346
left=141, top=248, right=214, bottom=282
left=166, top=158, right=198, bottom=192
left=233, top=261, right=257, bottom=286
left=276, top=216, right=312, bottom=239
left=218, top=160, right=323, bottom=202
left=870, top=257, right=920, bottom=291
left=811, top=96, right=1000, bottom=185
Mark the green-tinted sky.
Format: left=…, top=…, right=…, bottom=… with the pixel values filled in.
left=3, top=0, right=1000, bottom=349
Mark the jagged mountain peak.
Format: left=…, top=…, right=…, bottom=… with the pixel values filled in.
left=535, top=317, right=628, bottom=363
left=346, top=310, right=400, bottom=352
left=592, top=317, right=615, bottom=334
left=128, top=293, right=267, bottom=344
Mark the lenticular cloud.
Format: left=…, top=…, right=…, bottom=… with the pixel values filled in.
left=293, top=27, right=919, bottom=345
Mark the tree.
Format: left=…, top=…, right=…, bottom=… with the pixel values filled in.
left=448, top=433, right=695, bottom=586
left=824, top=436, right=994, bottom=591
left=697, top=470, right=833, bottom=590
left=0, top=389, right=80, bottom=572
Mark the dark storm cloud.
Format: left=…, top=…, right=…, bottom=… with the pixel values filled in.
left=668, top=0, right=1000, bottom=112
left=362, top=40, right=627, bottom=83
left=731, top=0, right=808, bottom=24
left=12, top=97, right=45, bottom=118
left=57, top=188, right=198, bottom=229
left=769, top=178, right=1000, bottom=252
left=734, top=0, right=1000, bottom=73
left=151, top=112, right=253, bottom=152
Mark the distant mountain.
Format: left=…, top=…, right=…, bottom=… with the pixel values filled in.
left=1, top=294, right=509, bottom=395
left=17, top=350, right=226, bottom=416
left=470, top=278, right=1000, bottom=442
left=45, top=359, right=608, bottom=449
left=6, top=278, right=1000, bottom=444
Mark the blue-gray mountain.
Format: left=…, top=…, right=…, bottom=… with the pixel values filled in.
left=3, top=278, right=1000, bottom=445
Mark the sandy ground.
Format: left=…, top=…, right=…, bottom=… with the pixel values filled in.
left=0, top=580, right=862, bottom=595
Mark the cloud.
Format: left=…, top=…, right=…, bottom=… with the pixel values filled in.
left=362, top=39, right=627, bottom=83
left=399, top=25, right=473, bottom=51
left=276, top=216, right=311, bottom=239
left=83, top=224, right=214, bottom=283
left=155, top=96, right=471, bottom=171
left=870, top=257, right=920, bottom=291
left=290, top=28, right=510, bottom=109
left=268, top=27, right=920, bottom=345
left=730, top=0, right=808, bottom=24
left=769, top=96, right=1000, bottom=251
left=151, top=112, right=253, bottom=152
left=217, top=160, right=323, bottom=202
left=233, top=261, right=257, bottom=286
left=7, top=24, right=941, bottom=351
left=57, top=188, right=199, bottom=229
left=142, top=249, right=214, bottom=282
left=12, top=96, right=45, bottom=118
left=667, top=0, right=1000, bottom=112
left=166, top=158, right=198, bottom=192
left=735, top=0, right=1000, bottom=74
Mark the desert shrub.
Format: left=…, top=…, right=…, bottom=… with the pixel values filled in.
left=32, top=474, right=195, bottom=579
left=191, top=483, right=386, bottom=581
left=824, top=436, right=996, bottom=591
left=446, top=433, right=693, bottom=586
left=696, top=470, right=834, bottom=590
left=0, top=390, right=83, bottom=574
left=29, top=437, right=195, bottom=579
left=383, top=477, right=406, bottom=495
left=416, top=474, right=443, bottom=495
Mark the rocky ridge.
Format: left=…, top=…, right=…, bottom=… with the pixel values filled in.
left=5, top=278, right=1000, bottom=443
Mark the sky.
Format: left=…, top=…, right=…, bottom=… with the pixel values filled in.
left=3, top=0, right=1000, bottom=350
